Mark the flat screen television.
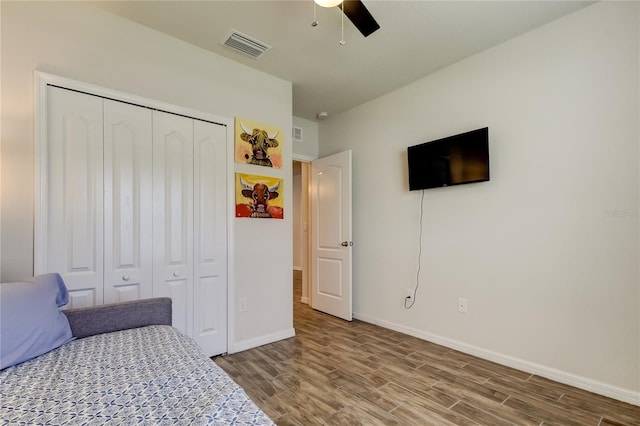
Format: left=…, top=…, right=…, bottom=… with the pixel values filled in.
left=407, top=127, right=489, bottom=190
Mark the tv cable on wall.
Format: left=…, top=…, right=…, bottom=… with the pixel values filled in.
left=405, top=189, right=425, bottom=309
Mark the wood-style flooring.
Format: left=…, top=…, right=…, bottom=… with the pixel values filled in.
left=214, top=271, right=640, bottom=425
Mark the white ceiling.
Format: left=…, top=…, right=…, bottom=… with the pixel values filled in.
left=89, top=0, right=594, bottom=121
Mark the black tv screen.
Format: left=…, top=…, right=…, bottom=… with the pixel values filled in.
left=407, top=127, right=489, bottom=190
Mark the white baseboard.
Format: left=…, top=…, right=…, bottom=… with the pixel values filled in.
left=300, top=296, right=309, bottom=304
left=353, top=312, right=640, bottom=407
left=229, top=328, right=296, bottom=354
left=293, top=266, right=302, bottom=271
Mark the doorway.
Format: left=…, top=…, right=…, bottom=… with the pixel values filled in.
left=292, top=160, right=310, bottom=306
left=293, top=151, right=354, bottom=320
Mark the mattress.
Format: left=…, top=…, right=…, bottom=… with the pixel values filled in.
left=0, top=325, right=273, bottom=425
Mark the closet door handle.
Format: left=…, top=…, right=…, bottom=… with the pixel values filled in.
left=172, top=272, right=179, bottom=277
left=122, top=275, right=130, bottom=281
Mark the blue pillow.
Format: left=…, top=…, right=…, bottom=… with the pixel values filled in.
left=0, top=273, right=74, bottom=369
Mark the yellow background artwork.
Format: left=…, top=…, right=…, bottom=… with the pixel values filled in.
left=235, top=117, right=283, bottom=169
left=235, top=173, right=284, bottom=219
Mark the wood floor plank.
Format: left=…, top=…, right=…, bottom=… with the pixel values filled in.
left=373, top=364, right=441, bottom=392
left=268, top=414, right=305, bottom=426
left=269, top=390, right=327, bottom=425
left=378, top=381, right=459, bottom=411
left=389, top=400, right=478, bottom=426
left=488, top=377, right=611, bottom=425
left=450, top=400, right=516, bottom=426
left=433, top=375, right=509, bottom=404
left=558, top=393, right=640, bottom=426
left=325, top=406, right=394, bottom=426
left=434, top=380, right=541, bottom=426
left=213, top=272, right=640, bottom=425
left=328, top=352, right=380, bottom=376
left=330, top=409, right=385, bottom=425
left=330, top=387, right=402, bottom=424
left=459, top=355, right=534, bottom=382
left=328, top=368, right=382, bottom=395
left=486, top=374, right=566, bottom=402
left=529, top=375, right=640, bottom=425
left=417, top=359, right=493, bottom=385
left=600, top=418, right=638, bottom=426
left=503, top=395, right=601, bottom=426
left=398, top=336, right=452, bottom=356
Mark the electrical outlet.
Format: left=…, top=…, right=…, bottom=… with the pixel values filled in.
left=458, top=298, right=468, bottom=313
left=239, top=297, right=247, bottom=313
left=406, top=288, right=414, bottom=301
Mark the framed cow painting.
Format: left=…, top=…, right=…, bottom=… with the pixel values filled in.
left=235, top=173, right=284, bottom=219
left=235, top=117, right=283, bottom=169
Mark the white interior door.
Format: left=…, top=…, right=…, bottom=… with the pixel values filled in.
left=311, top=150, right=353, bottom=321
left=152, top=111, right=194, bottom=337
left=103, top=100, right=153, bottom=304
left=193, top=120, right=228, bottom=356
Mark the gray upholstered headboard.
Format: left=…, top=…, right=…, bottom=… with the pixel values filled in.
left=63, top=297, right=172, bottom=339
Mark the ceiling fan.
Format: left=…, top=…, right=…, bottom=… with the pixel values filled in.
left=314, top=0, right=380, bottom=38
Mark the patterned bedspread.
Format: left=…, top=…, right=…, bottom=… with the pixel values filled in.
left=0, top=325, right=274, bottom=425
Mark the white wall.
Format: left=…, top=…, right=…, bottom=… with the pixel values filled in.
left=292, top=116, right=319, bottom=160
left=320, top=1, right=639, bottom=402
left=0, top=1, right=293, bottom=350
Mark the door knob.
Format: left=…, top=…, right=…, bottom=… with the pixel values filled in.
left=122, top=275, right=130, bottom=281
left=172, top=272, right=179, bottom=277
left=341, top=241, right=353, bottom=247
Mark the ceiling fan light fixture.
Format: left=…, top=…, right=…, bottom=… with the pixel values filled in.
left=314, top=0, right=343, bottom=8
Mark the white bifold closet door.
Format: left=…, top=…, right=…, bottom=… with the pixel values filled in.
left=46, top=88, right=105, bottom=308
left=103, top=100, right=154, bottom=305
left=152, top=111, right=195, bottom=337
left=192, top=120, right=228, bottom=357
left=152, top=111, right=228, bottom=354
left=40, top=85, right=228, bottom=356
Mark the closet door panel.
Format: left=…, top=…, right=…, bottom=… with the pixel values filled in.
left=46, top=87, right=104, bottom=307
left=153, top=111, right=194, bottom=336
left=193, top=121, right=228, bottom=356
left=103, top=100, right=153, bottom=304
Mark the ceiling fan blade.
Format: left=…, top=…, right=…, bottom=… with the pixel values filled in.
left=341, top=0, right=380, bottom=37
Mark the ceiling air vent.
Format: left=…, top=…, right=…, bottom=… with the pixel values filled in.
left=221, top=29, right=272, bottom=59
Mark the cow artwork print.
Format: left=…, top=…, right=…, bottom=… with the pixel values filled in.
left=239, top=122, right=279, bottom=168
left=236, top=173, right=284, bottom=220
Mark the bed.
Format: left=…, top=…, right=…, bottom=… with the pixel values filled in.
left=0, top=274, right=274, bottom=425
